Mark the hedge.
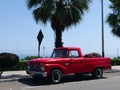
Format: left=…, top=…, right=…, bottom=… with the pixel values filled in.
left=111, top=58, right=120, bottom=66
left=5, top=60, right=28, bottom=71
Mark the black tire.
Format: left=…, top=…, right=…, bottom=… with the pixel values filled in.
left=0, top=71, right=2, bottom=77
left=50, top=69, right=63, bottom=84
left=92, top=68, right=103, bottom=79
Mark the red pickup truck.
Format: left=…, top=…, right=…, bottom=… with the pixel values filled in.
left=26, top=47, right=111, bottom=83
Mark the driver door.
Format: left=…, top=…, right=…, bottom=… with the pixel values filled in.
left=69, top=50, right=85, bottom=73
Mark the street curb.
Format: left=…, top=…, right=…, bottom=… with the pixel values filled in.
left=104, top=69, right=120, bottom=73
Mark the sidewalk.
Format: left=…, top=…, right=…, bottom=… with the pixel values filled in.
left=0, top=70, right=31, bottom=82
left=0, top=66, right=120, bottom=83
left=107, top=66, right=120, bottom=72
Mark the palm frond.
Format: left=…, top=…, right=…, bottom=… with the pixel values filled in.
left=107, top=14, right=118, bottom=27
left=27, top=0, right=42, bottom=9
left=64, top=6, right=81, bottom=28
left=111, top=26, right=120, bottom=37
left=33, top=7, right=50, bottom=24
left=71, top=0, right=91, bottom=14
left=33, top=0, right=54, bottom=24
left=107, top=0, right=120, bottom=37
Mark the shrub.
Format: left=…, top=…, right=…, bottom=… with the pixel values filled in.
left=111, top=58, right=120, bottom=65
left=0, top=53, right=19, bottom=76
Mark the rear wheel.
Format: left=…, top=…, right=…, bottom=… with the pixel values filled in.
left=92, top=68, right=103, bottom=79
left=50, top=69, right=63, bottom=84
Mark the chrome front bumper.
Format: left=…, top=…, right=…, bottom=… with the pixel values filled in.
left=26, top=70, right=47, bottom=77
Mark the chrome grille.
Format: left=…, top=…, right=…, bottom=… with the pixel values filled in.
left=29, top=64, right=42, bottom=71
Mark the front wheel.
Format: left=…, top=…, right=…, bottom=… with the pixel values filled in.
left=0, top=71, right=2, bottom=77
left=92, top=68, right=103, bottom=79
left=50, top=69, right=63, bottom=84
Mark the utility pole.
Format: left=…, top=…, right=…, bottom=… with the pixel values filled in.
left=117, top=48, right=119, bottom=58
left=43, top=46, right=45, bottom=58
left=101, top=0, right=105, bottom=57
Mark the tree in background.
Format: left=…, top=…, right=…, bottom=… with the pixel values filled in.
left=24, top=56, right=38, bottom=60
left=27, top=0, right=91, bottom=47
left=107, top=0, right=120, bottom=37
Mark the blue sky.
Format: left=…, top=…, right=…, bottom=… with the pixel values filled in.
left=0, top=0, right=120, bottom=58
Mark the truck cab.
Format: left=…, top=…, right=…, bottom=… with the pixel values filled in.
left=51, top=47, right=82, bottom=58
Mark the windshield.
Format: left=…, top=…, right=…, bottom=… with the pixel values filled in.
left=51, top=49, right=68, bottom=58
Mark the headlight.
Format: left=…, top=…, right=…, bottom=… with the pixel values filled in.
left=40, top=63, right=45, bottom=71
left=27, top=62, right=30, bottom=69
left=27, top=66, right=30, bottom=69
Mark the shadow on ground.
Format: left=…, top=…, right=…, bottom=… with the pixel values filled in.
left=18, top=74, right=107, bottom=86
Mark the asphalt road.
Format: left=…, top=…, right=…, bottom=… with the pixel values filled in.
left=0, top=72, right=120, bottom=90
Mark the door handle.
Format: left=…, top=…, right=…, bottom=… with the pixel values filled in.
left=70, top=59, right=73, bottom=62
left=65, top=63, right=70, bottom=66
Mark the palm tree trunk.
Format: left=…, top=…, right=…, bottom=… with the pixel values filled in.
left=55, top=29, right=63, bottom=48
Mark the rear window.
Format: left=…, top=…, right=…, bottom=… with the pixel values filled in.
left=69, top=50, right=79, bottom=58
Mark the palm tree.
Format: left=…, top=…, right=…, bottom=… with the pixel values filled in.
left=27, top=0, right=91, bottom=47
left=107, top=0, right=120, bottom=37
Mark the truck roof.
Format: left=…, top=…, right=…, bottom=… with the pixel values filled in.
left=54, top=47, right=81, bottom=50
left=54, top=47, right=83, bottom=57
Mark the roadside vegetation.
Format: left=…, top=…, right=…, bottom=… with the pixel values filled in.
left=111, top=57, right=120, bottom=65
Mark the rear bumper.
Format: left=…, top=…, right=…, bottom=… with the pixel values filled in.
left=26, top=70, right=47, bottom=77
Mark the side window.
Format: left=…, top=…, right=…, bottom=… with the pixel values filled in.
left=70, top=50, right=79, bottom=58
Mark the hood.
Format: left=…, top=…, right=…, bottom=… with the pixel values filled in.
left=29, top=58, right=53, bottom=63
left=29, top=57, right=68, bottom=64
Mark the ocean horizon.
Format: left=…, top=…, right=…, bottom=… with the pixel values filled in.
left=18, top=54, right=51, bottom=59
left=18, top=54, right=37, bottom=59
